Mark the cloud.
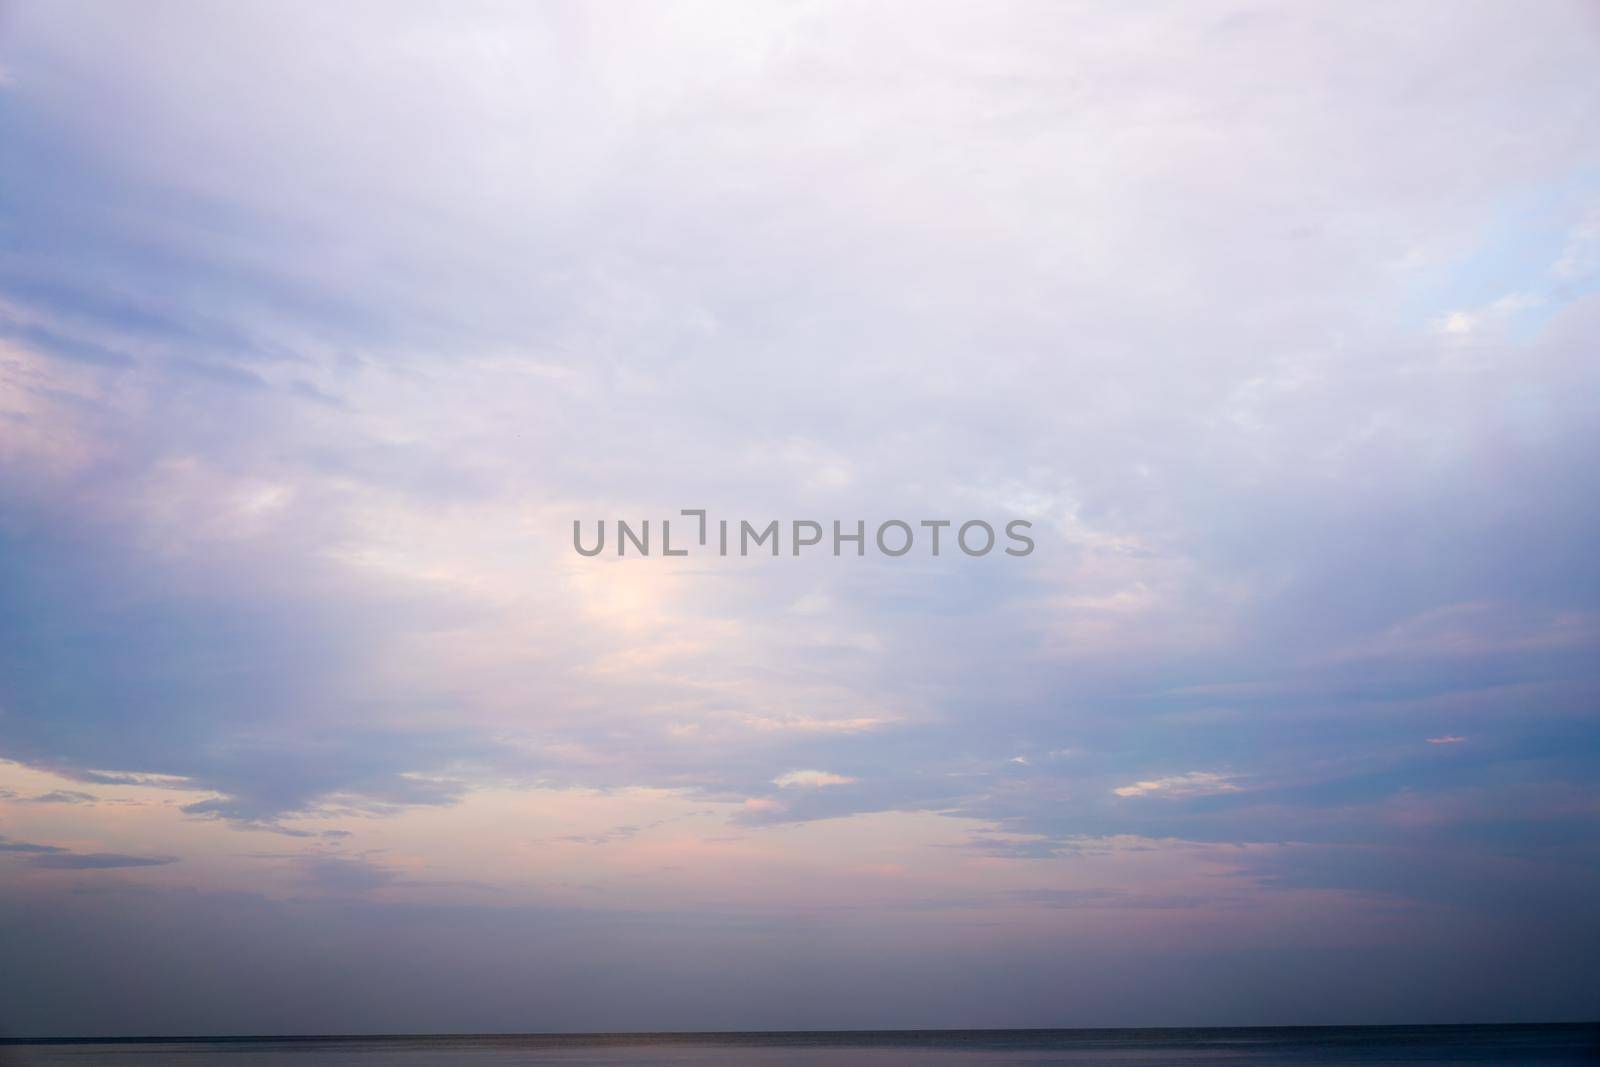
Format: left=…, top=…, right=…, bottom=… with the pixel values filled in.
left=1113, top=773, right=1240, bottom=799
left=64, top=769, right=193, bottom=788
left=0, top=835, right=66, bottom=854
left=1, top=0, right=1595, bottom=846
left=1427, top=735, right=1466, bottom=745
left=17, top=789, right=97, bottom=804
left=29, top=852, right=177, bottom=869
left=773, top=770, right=856, bottom=789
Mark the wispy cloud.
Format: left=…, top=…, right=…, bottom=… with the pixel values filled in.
left=773, top=770, right=856, bottom=789
left=1113, top=773, right=1240, bottom=799
left=0, top=835, right=66, bottom=854
left=29, top=852, right=178, bottom=870
left=17, top=789, right=97, bottom=804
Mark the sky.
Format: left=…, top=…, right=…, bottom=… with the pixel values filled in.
left=2, top=0, right=1599, bottom=1038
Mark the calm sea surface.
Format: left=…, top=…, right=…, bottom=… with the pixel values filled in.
left=3, top=1025, right=1596, bottom=1066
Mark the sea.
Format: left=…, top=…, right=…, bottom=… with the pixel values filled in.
left=2, top=1025, right=1596, bottom=1066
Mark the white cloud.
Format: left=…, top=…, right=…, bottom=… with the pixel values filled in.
left=773, top=770, right=856, bottom=789
left=1113, top=772, right=1239, bottom=799
left=1434, top=292, right=1542, bottom=337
